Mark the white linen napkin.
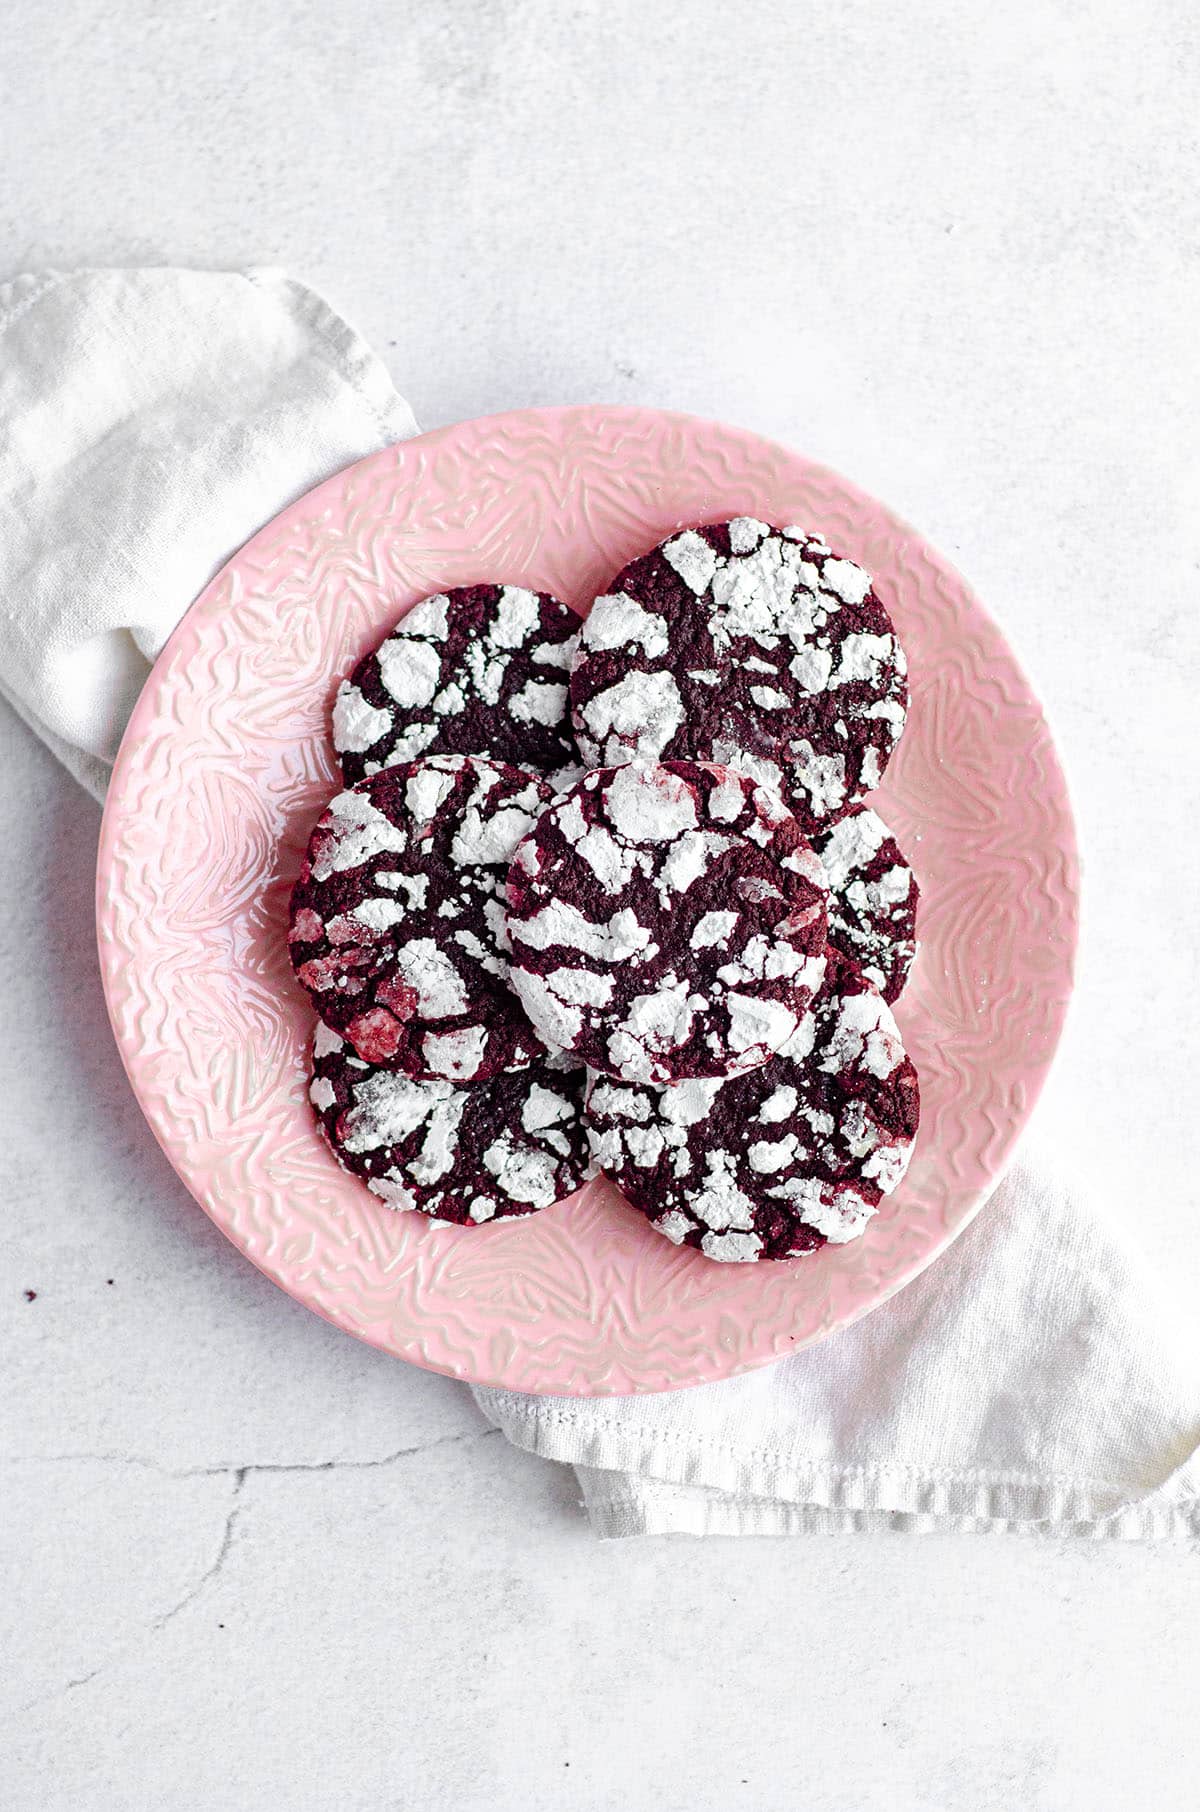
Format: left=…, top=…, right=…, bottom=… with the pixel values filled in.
left=474, top=1151, right=1200, bottom=1538
left=4, top=265, right=1196, bottom=1541
left=0, top=266, right=417, bottom=801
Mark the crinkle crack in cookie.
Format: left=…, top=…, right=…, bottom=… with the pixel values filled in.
left=334, top=584, right=583, bottom=788
left=586, top=950, right=920, bottom=1262
left=505, top=761, right=829, bottom=1085
left=570, top=519, right=907, bottom=831
left=290, top=755, right=552, bottom=1079
left=309, top=1024, right=592, bottom=1223
left=813, top=805, right=919, bottom=1004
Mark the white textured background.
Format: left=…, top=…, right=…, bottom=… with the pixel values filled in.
left=2, top=3, right=1198, bottom=1808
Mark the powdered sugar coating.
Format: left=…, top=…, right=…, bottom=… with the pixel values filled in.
left=309, top=1028, right=591, bottom=1223
left=813, top=805, right=919, bottom=1003
left=586, top=949, right=919, bottom=1262
left=335, top=584, right=582, bottom=788
left=505, top=761, right=829, bottom=1085
left=289, top=755, right=553, bottom=1078
left=570, top=521, right=908, bottom=831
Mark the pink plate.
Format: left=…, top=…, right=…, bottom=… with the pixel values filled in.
left=97, top=407, right=1078, bottom=1394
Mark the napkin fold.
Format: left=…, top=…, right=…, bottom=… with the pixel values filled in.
left=4, top=265, right=1196, bottom=1541
left=0, top=266, right=417, bottom=800
left=474, top=1151, right=1200, bottom=1538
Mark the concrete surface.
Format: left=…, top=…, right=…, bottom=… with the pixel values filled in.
left=2, top=2, right=1198, bottom=1807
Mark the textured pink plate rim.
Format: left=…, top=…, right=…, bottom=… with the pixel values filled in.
left=96, top=406, right=1079, bottom=1395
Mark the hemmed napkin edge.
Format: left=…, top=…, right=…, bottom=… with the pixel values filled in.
left=475, top=1392, right=1200, bottom=1538
left=579, top=1478, right=1200, bottom=1541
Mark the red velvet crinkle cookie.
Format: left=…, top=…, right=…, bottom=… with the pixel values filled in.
left=309, top=1024, right=592, bottom=1223
left=813, top=806, right=919, bottom=1004
left=586, top=949, right=919, bottom=1263
left=505, top=761, right=829, bottom=1085
left=570, top=519, right=907, bottom=831
left=289, top=755, right=553, bottom=1079
left=333, top=584, right=582, bottom=788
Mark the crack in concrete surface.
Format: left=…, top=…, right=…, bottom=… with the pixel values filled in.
left=4, top=1425, right=500, bottom=1479
left=4, top=1428, right=501, bottom=1722
left=150, top=1469, right=246, bottom=1633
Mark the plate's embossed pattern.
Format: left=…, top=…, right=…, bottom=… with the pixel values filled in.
left=96, top=408, right=1079, bottom=1394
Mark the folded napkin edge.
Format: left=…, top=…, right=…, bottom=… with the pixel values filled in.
left=0, top=267, right=415, bottom=458
left=476, top=1392, right=1200, bottom=1531
left=242, top=268, right=419, bottom=448
left=580, top=1482, right=1200, bottom=1542
left=0, top=667, right=109, bottom=803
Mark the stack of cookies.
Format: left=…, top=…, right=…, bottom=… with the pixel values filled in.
left=288, top=522, right=920, bottom=1264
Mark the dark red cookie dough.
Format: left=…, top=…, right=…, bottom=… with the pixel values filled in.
left=813, top=806, right=919, bottom=1004
left=334, top=584, right=582, bottom=787
left=505, top=761, right=829, bottom=1085
left=289, top=755, right=552, bottom=1078
left=309, top=1023, right=591, bottom=1223
left=570, top=519, right=907, bottom=831
left=586, top=949, right=919, bottom=1262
